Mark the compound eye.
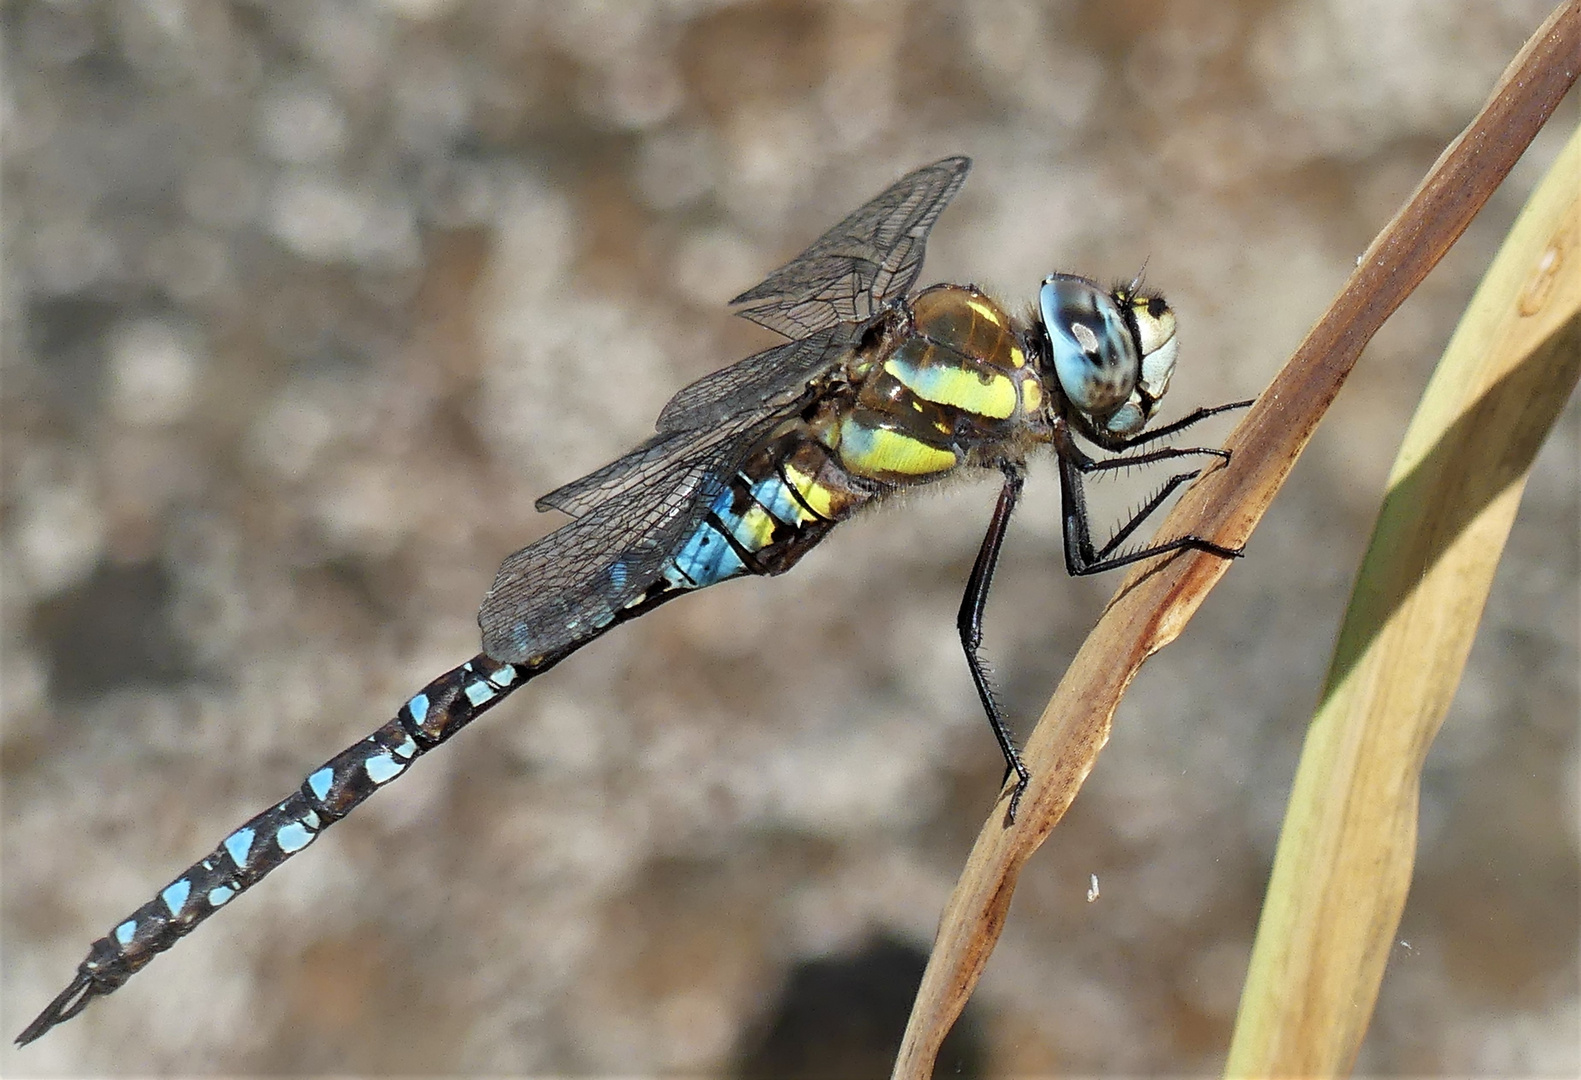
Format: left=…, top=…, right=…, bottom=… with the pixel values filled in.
left=1040, top=275, right=1138, bottom=415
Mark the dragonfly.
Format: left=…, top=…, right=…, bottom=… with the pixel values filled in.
left=18, top=156, right=1247, bottom=1045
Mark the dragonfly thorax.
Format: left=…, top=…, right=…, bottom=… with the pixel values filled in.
left=1037, top=273, right=1178, bottom=440
left=824, top=285, right=1050, bottom=485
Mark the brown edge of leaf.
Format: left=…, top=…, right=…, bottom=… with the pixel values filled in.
left=892, top=4, right=1581, bottom=1078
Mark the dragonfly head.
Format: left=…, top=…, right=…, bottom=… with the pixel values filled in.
left=1037, top=274, right=1178, bottom=438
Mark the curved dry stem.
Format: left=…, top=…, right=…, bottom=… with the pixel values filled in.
left=892, top=4, right=1581, bottom=1078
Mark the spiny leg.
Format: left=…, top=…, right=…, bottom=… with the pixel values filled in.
left=1064, top=400, right=1255, bottom=477
left=1090, top=469, right=1207, bottom=562
left=1061, top=397, right=1254, bottom=478
left=1055, top=422, right=1242, bottom=578
left=1070, top=442, right=1228, bottom=475
left=957, top=462, right=1031, bottom=823
left=16, top=653, right=526, bottom=1046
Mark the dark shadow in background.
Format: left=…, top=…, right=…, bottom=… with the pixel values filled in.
left=32, top=561, right=198, bottom=705
left=733, top=933, right=986, bottom=1080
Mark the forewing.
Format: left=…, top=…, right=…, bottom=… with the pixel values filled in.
left=536, top=158, right=967, bottom=520
left=729, top=156, right=971, bottom=339
left=655, top=324, right=856, bottom=434
left=480, top=421, right=774, bottom=664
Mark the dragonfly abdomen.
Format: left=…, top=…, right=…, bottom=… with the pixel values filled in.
left=15, top=654, right=524, bottom=1045
left=660, top=437, right=870, bottom=588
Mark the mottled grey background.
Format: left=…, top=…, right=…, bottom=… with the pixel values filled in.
left=2, top=1, right=1576, bottom=1076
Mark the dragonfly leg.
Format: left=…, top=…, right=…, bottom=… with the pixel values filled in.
left=1067, top=398, right=1254, bottom=474
left=957, top=462, right=1032, bottom=823
left=1054, top=420, right=1242, bottom=577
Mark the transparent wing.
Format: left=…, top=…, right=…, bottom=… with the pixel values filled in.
left=480, top=419, right=777, bottom=663
left=655, top=323, right=858, bottom=434
left=730, top=156, right=971, bottom=339
left=540, top=324, right=859, bottom=518
left=538, top=156, right=969, bottom=515
left=534, top=430, right=692, bottom=518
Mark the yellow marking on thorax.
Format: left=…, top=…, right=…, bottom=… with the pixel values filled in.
left=965, top=295, right=1003, bottom=325
left=838, top=416, right=958, bottom=477
left=1021, top=378, right=1042, bottom=413
left=882, top=356, right=1018, bottom=420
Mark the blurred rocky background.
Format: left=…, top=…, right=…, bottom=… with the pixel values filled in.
left=2, top=0, right=1575, bottom=1075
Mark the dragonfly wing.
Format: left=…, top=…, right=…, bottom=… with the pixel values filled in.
left=534, top=430, right=692, bottom=518
left=480, top=419, right=776, bottom=664
left=729, top=156, right=971, bottom=339
left=539, top=157, right=969, bottom=512
left=543, top=325, right=858, bottom=516
left=655, top=324, right=856, bottom=434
